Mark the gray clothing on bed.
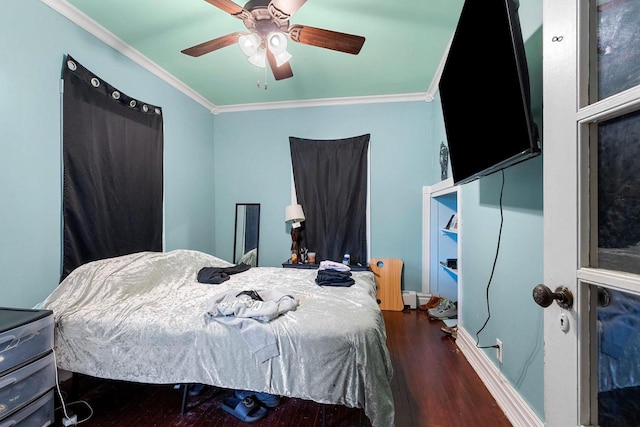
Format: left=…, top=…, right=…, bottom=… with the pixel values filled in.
left=205, top=289, right=298, bottom=362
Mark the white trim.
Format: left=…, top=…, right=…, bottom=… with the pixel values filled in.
left=426, top=34, right=454, bottom=100
left=422, top=186, right=431, bottom=294
left=422, top=178, right=457, bottom=295
left=41, top=0, right=216, bottom=112
left=577, top=268, right=640, bottom=294
left=428, top=177, right=455, bottom=197
left=40, top=0, right=436, bottom=114
left=456, top=327, right=544, bottom=427
left=366, top=146, right=371, bottom=261
left=213, top=92, right=432, bottom=114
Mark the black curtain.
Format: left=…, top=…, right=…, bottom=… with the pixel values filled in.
left=61, top=55, right=163, bottom=281
left=290, top=134, right=369, bottom=265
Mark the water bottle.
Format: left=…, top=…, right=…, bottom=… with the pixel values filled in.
left=342, top=253, right=350, bottom=265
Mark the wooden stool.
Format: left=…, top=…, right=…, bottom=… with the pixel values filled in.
left=369, top=258, right=404, bottom=311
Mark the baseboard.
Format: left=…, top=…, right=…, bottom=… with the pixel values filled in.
left=456, top=327, right=544, bottom=427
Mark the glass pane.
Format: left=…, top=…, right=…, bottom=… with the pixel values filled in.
left=597, top=109, right=640, bottom=274
left=596, top=287, right=640, bottom=426
left=597, top=0, right=640, bottom=100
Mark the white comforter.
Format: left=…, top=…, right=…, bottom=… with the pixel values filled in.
left=42, top=250, right=394, bottom=426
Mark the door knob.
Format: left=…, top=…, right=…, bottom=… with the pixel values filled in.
left=532, top=284, right=573, bottom=309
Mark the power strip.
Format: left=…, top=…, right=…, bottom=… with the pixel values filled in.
left=62, top=414, right=78, bottom=426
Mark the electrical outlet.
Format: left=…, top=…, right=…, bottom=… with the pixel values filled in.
left=496, top=339, right=503, bottom=363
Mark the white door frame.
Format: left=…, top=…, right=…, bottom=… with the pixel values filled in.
left=543, top=0, right=640, bottom=424
left=542, top=0, right=579, bottom=424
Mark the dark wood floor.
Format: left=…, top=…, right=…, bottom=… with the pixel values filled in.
left=53, top=309, right=512, bottom=426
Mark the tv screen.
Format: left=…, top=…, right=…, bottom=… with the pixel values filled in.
left=439, top=0, right=540, bottom=185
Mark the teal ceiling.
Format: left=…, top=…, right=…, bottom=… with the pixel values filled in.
left=61, top=0, right=464, bottom=109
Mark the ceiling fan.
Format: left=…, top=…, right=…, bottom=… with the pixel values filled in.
left=181, top=0, right=366, bottom=81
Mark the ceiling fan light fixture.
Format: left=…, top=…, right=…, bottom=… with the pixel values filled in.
left=239, top=33, right=261, bottom=57
left=181, top=0, right=365, bottom=82
left=273, top=49, right=293, bottom=67
left=267, top=31, right=288, bottom=54
left=248, top=47, right=267, bottom=68
left=266, top=31, right=292, bottom=66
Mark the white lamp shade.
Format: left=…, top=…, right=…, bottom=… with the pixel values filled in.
left=248, top=48, right=266, bottom=68
left=285, top=204, right=305, bottom=223
left=267, top=32, right=288, bottom=54
left=273, top=49, right=293, bottom=67
left=239, top=33, right=261, bottom=57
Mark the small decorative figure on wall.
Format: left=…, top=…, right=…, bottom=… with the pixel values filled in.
left=439, top=142, right=449, bottom=181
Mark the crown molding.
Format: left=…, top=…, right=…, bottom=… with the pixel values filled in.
left=40, top=0, right=216, bottom=112
left=41, top=0, right=442, bottom=115
left=426, top=34, right=453, bottom=100
left=213, top=92, right=432, bottom=114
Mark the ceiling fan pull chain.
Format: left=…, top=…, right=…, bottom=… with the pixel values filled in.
left=264, top=66, right=268, bottom=90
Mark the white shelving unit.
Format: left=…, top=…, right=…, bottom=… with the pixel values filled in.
left=422, top=178, right=461, bottom=319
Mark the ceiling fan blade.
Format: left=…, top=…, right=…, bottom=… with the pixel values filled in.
left=289, top=25, right=365, bottom=55
left=266, top=50, right=294, bottom=80
left=204, top=0, right=250, bottom=18
left=181, top=32, right=244, bottom=57
left=269, top=0, right=307, bottom=18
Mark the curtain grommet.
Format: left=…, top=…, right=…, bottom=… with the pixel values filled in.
left=91, top=77, right=100, bottom=87
left=67, top=60, right=77, bottom=71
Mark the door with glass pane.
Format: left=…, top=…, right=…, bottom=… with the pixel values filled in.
left=543, top=0, right=640, bottom=425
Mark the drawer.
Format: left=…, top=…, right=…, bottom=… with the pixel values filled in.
left=0, top=310, right=54, bottom=375
left=0, top=389, right=54, bottom=427
left=0, top=352, right=55, bottom=419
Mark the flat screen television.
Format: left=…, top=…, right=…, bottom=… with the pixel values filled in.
left=439, top=0, right=541, bottom=185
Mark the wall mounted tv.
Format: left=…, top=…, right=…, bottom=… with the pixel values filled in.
left=439, top=0, right=541, bottom=185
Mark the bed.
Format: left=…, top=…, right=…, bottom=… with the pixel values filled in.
left=41, top=249, right=394, bottom=426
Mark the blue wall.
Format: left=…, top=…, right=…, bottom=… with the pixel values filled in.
left=1, top=0, right=546, bottom=421
left=212, top=102, right=438, bottom=291
left=460, top=159, right=544, bottom=418
left=458, top=17, right=545, bottom=420
left=0, top=0, right=216, bottom=307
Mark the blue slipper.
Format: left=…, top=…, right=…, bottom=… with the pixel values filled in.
left=220, top=396, right=267, bottom=422
left=235, top=389, right=281, bottom=408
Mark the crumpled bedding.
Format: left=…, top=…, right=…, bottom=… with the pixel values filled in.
left=42, top=249, right=394, bottom=427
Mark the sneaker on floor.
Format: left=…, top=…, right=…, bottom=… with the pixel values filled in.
left=431, top=302, right=458, bottom=319
left=427, top=299, right=453, bottom=317
left=426, top=299, right=446, bottom=315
